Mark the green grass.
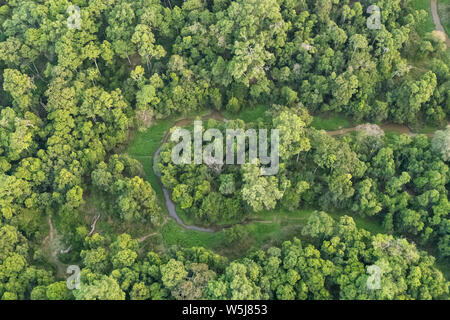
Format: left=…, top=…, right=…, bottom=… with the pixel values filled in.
left=418, top=124, right=440, bottom=134
left=125, top=120, right=171, bottom=157
left=244, top=223, right=283, bottom=246
left=245, top=208, right=385, bottom=255
left=160, top=211, right=301, bottom=259
left=159, top=207, right=314, bottom=258
left=412, top=0, right=436, bottom=35
left=310, top=114, right=352, bottom=131
left=172, top=205, right=200, bottom=226
left=250, top=208, right=316, bottom=221
left=161, top=220, right=226, bottom=249
left=327, top=211, right=385, bottom=234
left=125, top=119, right=172, bottom=209
left=223, top=104, right=270, bottom=123
left=253, top=207, right=386, bottom=236
left=439, top=0, right=450, bottom=35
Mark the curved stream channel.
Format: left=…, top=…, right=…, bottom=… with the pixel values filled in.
left=152, top=114, right=447, bottom=233
left=152, top=112, right=228, bottom=232
left=431, top=0, right=450, bottom=47
left=153, top=142, right=215, bottom=233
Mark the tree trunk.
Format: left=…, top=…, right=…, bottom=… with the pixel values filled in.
left=94, top=58, right=101, bottom=75
left=146, top=55, right=151, bottom=73
left=89, top=214, right=101, bottom=236
left=60, top=245, right=72, bottom=254
left=32, top=62, right=45, bottom=81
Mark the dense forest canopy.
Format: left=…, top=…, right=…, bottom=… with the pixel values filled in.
left=0, top=0, right=448, bottom=300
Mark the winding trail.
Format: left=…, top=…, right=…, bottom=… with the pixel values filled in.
left=152, top=113, right=448, bottom=233
left=138, top=232, right=158, bottom=242
left=431, top=0, right=450, bottom=47
left=152, top=112, right=229, bottom=233
left=43, top=217, right=69, bottom=279
left=152, top=112, right=270, bottom=233
left=327, top=123, right=429, bottom=137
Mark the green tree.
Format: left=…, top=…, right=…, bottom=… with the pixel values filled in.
left=74, top=276, right=126, bottom=300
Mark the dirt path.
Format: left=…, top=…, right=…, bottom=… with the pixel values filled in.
left=327, top=123, right=420, bottom=137
left=431, top=0, right=450, bottom=46
left=42, top=217, right=68, bottom=279
left=138, top=232, right=158, bottom=242
left=42, top=217, right=55, bottom=244
left=327, top=122, right=449, bottom=137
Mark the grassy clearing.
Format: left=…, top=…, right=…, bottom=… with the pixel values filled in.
left=418, top=124, right=441, bottom=134
left=439, top=0, right=450, bottom=35
left=252, top=207, right=385, bottom=236
left=160, top=210, right=303, bottom=259
left=223, top=104, right=271, bottom=123
left=161, top=220, right=226, bottom=249
left=241, top=207, right=385, bottom=257
left=412, top=0, right=436, bottom=35
left=166, top=207, right=386, bottom=259
left=327, top=211, right=385, bottom=234
left=311, top=113, right=352, bottom=131
left=125, top=120, right=171, bottom=157
left=125, top=119, right=172, bottom=210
